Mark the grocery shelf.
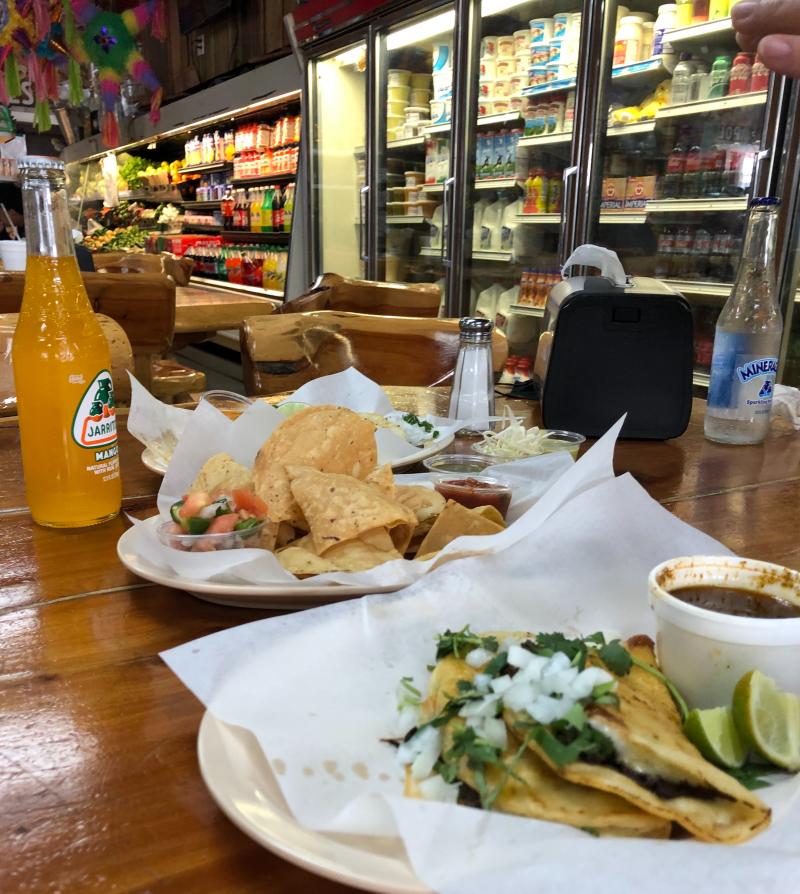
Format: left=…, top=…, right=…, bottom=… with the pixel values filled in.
left=606, top=120, right=656, bottom=137
left=515, top=213, right=561, bottom=224
left=182, top=200, right=222, bottom=210
left=473, top=250, right=514, bottom=262
left=421, top=183, right=444, bottom=194
left=658, top=91, right=767, bottom=120
left=599, top=212, right=648, bottom=224
left=521, top=78, right=576, bottom=98
left=611, top=58, right=671, bottom=89
left=180, top=161, right=232, bottom=175
left=646, top=197, right=747, bottom=213
left=475, top=178, right=520, bottom=191
left=517, top=131, right=572, bottom=147
left=664, top=278, right=731, bottom=298
left=119, top=189, right=184, bottom=202
left=190, top=275, right=283, bottom=299
left=424, top=122, right=451, bottom=134
left=387, top=214, right=428, bottom=224
left=510, top=304, right=544, bottom=317
left=386, top=136, right=426, bottom=150
left=425, top=110, right=523, bottom=136
left=230, top=171, right=297, bottom=187
left=182, top=222, right=291, bottom=242
left=666, top=17, right=735, bottom=52
left=181, top=223, right=219, bottom=233
left=419, top=246, right=444, bottom=257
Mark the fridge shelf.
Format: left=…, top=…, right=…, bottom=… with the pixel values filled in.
left=190, top=275, right=283, bottom=299
left=646, top=197, right=748, bottom=213
left=599, top=212, right=648, bottom=224
left=515, top=214, right=561, bottom=224
left=231, top=172, right=297, bottom=187
left=387, top=214, right=428, bottom=224
left=421, top=183, right=443, bottom=193
left=473, top=250, right=514, bottom=262
left=607, top=120, right=656, bottom=137
left=521, top=78, right=576, bottom=98
left=658, top=91, right=767, bottom=119
left=510, top=304, right=544, bottom=317
left=517, top=131, right=572, bottom=147
left=664, top=279, right=731, bottom=297
left=183, top=200, right=222, bottom=210
left=180, top=161, right=232, bottom=175
left=424, top=112, right=523, bottom=137
left=386, top=136, right=426, bottom=150
left=666, top=17, right=735, bottom=52
left=475, top=178, right=520, bottom=191
left=419, top=247, right=443, bottom=257
left=611, top=58, right=671, bottom=90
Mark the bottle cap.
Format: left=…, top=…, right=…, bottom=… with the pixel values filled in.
left=18, top=155, right=65, bottom=173
left=750, top=197, right=781, bottom=207
left=459, top=317, right=494, bottom=342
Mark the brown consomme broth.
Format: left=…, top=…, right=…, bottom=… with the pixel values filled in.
left=671, top=585, right=800, bottom=619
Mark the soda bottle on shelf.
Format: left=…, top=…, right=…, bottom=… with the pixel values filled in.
left=546, top=171, right=562, bottom=213
left=261, top=186, right=274, bottom=232
left=250, top=187, right=262, bottom=232
left=750, top=54, right=770, bottom=92
left=692, top=0, right=709, bottom=23
left=701, top=148, right=725, bottom=198
left=681, top=139, right=704, bottom=198
left=728, top=52, right=753, bottom=95
left=670, top=55, right=696, bottom=105
left=692, top=226, right=712, bottom=279
left=662, top=130, right=688, bottom=197
left=221, top=186, right=233, bottom=229
left=272, top=186, right=284, bottom=231
left=705, top=198, right=783, bottom=444
left=283, top=182, right=294, bottom=232
left=708, top=55, right=731, bottom=98
left=12, top=157, right=121, bottom=527
left=654, top=225, right=675, bottom=278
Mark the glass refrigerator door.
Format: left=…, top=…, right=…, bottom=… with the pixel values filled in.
left=465, top=0, right=584, bottom=383
left=376, top=5, right=456, bottom=312
left=591, top=7, right=775, bottom=387
left=310, top=40, right=369, bottom=279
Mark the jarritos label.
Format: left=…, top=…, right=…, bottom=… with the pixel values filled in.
left=72, top=370, right=118, bottom=451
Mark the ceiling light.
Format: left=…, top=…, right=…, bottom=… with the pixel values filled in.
left=387, top=11, right=456, bottom=50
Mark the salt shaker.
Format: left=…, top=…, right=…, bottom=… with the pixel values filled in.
left=448, top=317, right=495, bottom=429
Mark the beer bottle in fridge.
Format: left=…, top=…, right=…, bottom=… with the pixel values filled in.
left=705, top=198, right=783, bottom=445
left=12, top=157, right=121, bottom=526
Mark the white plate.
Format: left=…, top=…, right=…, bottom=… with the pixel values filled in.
left=198, top=712, right=429, bottom=894
left=141, top=433, right=454, bottom=477
left=116, top=520, right=403, bottom=610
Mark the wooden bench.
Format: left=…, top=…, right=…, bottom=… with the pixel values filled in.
left=281, top=273, right=442, bottom=317
left=240, top=310, right=508, bottom=396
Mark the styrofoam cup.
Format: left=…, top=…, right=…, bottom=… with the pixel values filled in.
left=0, top=239, right=26, bottom=271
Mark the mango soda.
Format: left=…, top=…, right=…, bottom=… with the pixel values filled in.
left=12, top=158, right=121, bottom=527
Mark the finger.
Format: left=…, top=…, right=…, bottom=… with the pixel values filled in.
left=732, top=0, right=800, bottom=39
left=735, top=31, right=760, bottom=52
left=758, top=33, right=800, bottom=78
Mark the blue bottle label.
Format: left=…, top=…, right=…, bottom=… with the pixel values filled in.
left=707, top=332, right=777, bottom=417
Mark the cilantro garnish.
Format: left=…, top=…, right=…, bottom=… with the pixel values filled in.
left=599, top=640, right=633, bottom=676
left=724, top=763, right=772, bottom=791
left=435, top=626, right=499, bottom=660
left=401, top=413, right=439, bottom=440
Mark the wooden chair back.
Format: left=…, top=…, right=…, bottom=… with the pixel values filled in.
left=93, top=251, right=194, bottom=286
left=0, top=313, right=133, bottom=417
left=0, top=271, right=175, bottom=389
left=240, top=310, right=508, bottom=396
left=281, top=273, right=441, bottom=317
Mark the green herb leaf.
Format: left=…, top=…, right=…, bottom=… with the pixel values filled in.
left=725, top=763, right=772, bottom=791
left=435, top=627, right=499, bottom=660
left=599, top=640, right=633, bottom=676
left=400, top=676, right=421, bottom=698
left=483, top=652, right=509, bottom=678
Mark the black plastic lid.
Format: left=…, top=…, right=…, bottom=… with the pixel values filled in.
left=750, top=197, right=781, bottom=207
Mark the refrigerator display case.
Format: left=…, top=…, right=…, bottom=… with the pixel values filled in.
left=292, top=1, right=800, bottom=389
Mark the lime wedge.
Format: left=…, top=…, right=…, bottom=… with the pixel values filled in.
left=276, top=401, right=308, bottom=417
left=683, top=706, right=747, bottom=769
left=732, top=670, right=800, bottom=771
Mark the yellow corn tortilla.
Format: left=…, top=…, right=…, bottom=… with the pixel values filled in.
left=287, top=466, right=416, bottom=556
left=511, top=635, right=771, bottom=844
left=415, top=499, right=504, bottom=559
left=277, top=547, right=339, bottom=577
left=253, top=405, right=377, bottom=527
left=395, top=485, right=446, bottom=525
left=189, top=452, right=253, bottom=496
left=405, top=656, right=671, bottom=838
left=365, top=464, right=396, bottom=499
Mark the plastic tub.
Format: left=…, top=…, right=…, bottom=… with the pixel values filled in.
left=423, top=453, right=494, bottom=477
left=492, top=99, right=511, bottom=113
left=410, top=72, right=432, bottom=89
left=537, top=429, right=585, bottom=457
left=433, top=70, right=452, bottom=98
left=480, top=58, right=496, bottom=79
left=407, top=199, right=437, bottom=219
left=648, top=556, right=800, bottom=708
left=478, top=100, right=494, bottom=116
left=494, top=77, right=511, bottom=97
left=158, top=519, right=267, bottom=553
left=388, top=84, right=411, bottom=102
left=496, top=57, right=515, bottom=77
left=430, top=99, right=449, bottom=123
left=404, top=105, right=430, bottom=123
left=481, top=36, right=498, bottom=58
left=387, top=99, right=408, bottom=116
left=514, top=53, right=531, bottom=73
left=0, top=240, right=26, bottom=271
left=388, top=69, right=411, bottom=86
left=409, top=88, right=431, bottom=106
left=404, top=170, right=425, bottom=186
left=513, top=29, right=531, bottom=54
left=497, top=35, right=515, bottom=57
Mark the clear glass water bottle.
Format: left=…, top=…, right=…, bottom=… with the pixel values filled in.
left=448, top=317, right=495, bottom=429
left=705, top=197, right=783, bottom=445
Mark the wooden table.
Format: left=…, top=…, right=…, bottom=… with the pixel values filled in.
left=1, top=401, right=799, bottom=892
left=175, top=283, right=278, bottom=339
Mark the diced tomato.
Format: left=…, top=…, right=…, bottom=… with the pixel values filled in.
left=166, top=522, right=183, bottom=535
left=193, top=537, right=217, bottom=552
left=180, top=492, right=211, bottom=519
left=231, top=489, right=267, bottom=517
left=207, top=512, right=241, bottom=534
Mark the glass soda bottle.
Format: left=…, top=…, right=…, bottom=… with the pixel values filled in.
left=12, top=157, right=121, bottom=526
left=705, top=198, right=783, bottom=445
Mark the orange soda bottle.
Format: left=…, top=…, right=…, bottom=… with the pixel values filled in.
left=12, top=157, right=121, bottom=527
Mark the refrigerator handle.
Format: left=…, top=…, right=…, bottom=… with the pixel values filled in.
left=751, top=148, right=771, bottom=198
left=442, top=176, right=455, bottom=263
left=359, top=184, right=370, bottom=263
left=560, top=165, right=578, bottom=265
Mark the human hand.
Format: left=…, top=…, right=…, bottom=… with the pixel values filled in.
left=733, top=0, right=800, bottom=78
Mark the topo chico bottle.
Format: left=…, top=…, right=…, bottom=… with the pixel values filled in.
left=12, top=156, right=121, bottom=526
left=704, top=197, right=783, bottom=445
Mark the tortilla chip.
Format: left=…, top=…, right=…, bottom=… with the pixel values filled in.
left=287, top=466, right=416, bottom=556
left=277, top=547, right=339, bottom=577
left=415, top=500, right=503, bottom=558
left=513, top=636, right=771, bottom=844
left=253, top=405, right=377, bottom=527
left=365, top=464, right=396, bottom=499
left=324, top=538, right=402, bottom=572
left=256, top=519, right=281, bottom=552
left=406, top=656, right=671, bottom=838
left=189, top=452, right=252, bottom=496
left=395, top=485, right=446, bottom=525
left=473, top=504, right=506, bottom=527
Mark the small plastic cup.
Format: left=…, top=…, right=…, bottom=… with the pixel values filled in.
left=0, top=239, right=27, bottom=271
left=199, top=390, right=253, bottom=420
left=538, top=430, right=586, bottom=458
left=423, top=453, right=495, bottom=478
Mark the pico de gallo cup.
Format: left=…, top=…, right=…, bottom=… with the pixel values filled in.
left=158, top=519, right=266, bottom=552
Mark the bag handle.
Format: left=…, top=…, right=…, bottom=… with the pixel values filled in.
left=561, top=244, right=628, bottom=288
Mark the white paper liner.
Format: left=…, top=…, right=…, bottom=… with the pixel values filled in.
left=161, top=448, right=800, bottom=891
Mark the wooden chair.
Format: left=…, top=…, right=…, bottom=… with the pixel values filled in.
left=93, top=251, right=194, bottom=286
left=240, top=310, right=508, bottom=396
left=0, top=313, right=133, bottom=417
left=0, top=270, right=205, bottom=400
left=281, top=273, right=442, bottom=317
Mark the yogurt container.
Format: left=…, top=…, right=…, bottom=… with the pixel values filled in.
left=409, top=88, right=431, bottom=106
left=480, top=57, right=497, bottom=79
left=433, top=70, right=452, bottom=98
left=387, top=99, right=408, bottom=116
left=495, top=57, right=515, bottom=77
left=513, top=29, right=531, bottom=54
left=410, top=72, right=432, bottom=89
left=479, top=79, right=494, bottom=98
left=530, top=17, right=553, bottom=44
left=549, top=40, right=563, bottom=64
left=514, top=53, right=530, bottom=73
left=531, top=44, right=549, bottom=66
left=509, top=73, right=527, bottom=95
left=494, top=77, right=511, bottom=97
left=404, top=170, right=425, bottom=187
left=388, top=69, right=411, bottom=86
left=530, top=66, right=548, bottom=86
left=404, top=105, right=430, bottom=124
left=388, top=84, right=410, bottom=102
left=430, top=99, right=449, bottom=123
left=553, top=12, right=569, bottom=40
left=492, top=98, right=511, bottom=113
left=478, top=99, right=493, bottom=116
left=497, top=35, right=515, bottom=57
left=432, top=45, right=451, bottom=71
left=481, top=36, right=498, bottom=58
left=545, top=62, right=560, bottom=82
left=509, top=94, right=526, bottom=112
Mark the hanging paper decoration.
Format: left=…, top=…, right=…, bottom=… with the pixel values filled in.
left=67, top=0, right=167, bottom=148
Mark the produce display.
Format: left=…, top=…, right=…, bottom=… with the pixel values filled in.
left=83, top=225, right=147, bottom=252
